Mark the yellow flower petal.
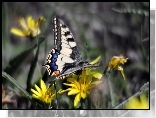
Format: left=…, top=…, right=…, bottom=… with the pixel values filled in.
left=140, top=94, right=149, bottom=108
left=63, top=83, right=75, bottom=87
left=67, top=77, right=77, bottom=83
left=74, top=93, right=81, bottom=107
left=36, top=17, right=45, bottom=27
left=81, top=92, right=87, bottom=99
left=86, top=75, right=92, bottom=84
left=10, top=28, right=26, bottom=37
left=118, top=66, right=126, bottom=80
left=31, top=89, right=41, bottom=97
left=40, top=79, right=47, bottom=92
left=27, top=16, right=35, bottom=28
left=125, top=93, right=149, bottom=109
left=79, top=70, right=86, bottom=83
left=125, top=98, right=141, bottom=109
left=57, top=89, right=68, bottom=94
left=19, top=17, right=28, bottom=31
left=89, top=56, right=101, bottom=64
left=34, top=85, right=41, bottom=93
left=32, top=94, right=40, bottom=99
left=92, top=72, right=102, bottom=79
left=65, top=82, right=80, bottom=90
left=73, top=80, right=81, bottom=89
left=68, top=89, right=80, bottom=95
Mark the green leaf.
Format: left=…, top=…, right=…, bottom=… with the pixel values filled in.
left=4, top=37, right=45, bottom=76
left=2, top=71, right=32, bottom=101
left=26, top=45, right=40, bottom=93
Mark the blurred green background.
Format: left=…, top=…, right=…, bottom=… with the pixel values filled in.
left=2, top=2, right=149, bottom=109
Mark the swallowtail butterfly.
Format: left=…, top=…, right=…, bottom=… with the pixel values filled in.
left=43, top=17, right=102, bottom=79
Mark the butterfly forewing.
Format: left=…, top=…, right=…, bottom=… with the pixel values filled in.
left=53, top=17, right=82, bottom=62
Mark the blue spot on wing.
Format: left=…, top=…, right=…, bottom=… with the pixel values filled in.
left=50, top=62, right=58, bottom=70
left=50, top=51, right=60, bottom=71
left=53, top=53, right=58, bottom=58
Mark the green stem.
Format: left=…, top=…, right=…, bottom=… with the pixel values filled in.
left=103, top=66, right=115, bottom=108
left=108, top=78, right=116, bottom=107
left=2, top=71, right=32, bottom=101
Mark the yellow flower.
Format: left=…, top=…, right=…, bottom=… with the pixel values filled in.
left=31, top=79, right=55, bottom=104
left=105, top=54, right=128, bottom=80
left=11, top=16, right=45, bottom=38
left=124, top=93, right=149, bottom=109
left=63, top=69, right=102, bottom=107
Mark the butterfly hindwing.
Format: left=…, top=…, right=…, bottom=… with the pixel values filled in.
left=59, top=61, right=102, bottom=77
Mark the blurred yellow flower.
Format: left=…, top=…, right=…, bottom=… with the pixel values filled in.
left=105, top=54, right=128, bottom=80
left=63, top=69, right=102, bottom=107
left=31, top=79, right=55, bottom=104
left=125, top=93, right=149, bottom=109
left=11, top=16, right=45, bottom=38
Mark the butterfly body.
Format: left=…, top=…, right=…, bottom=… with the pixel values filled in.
left=43, top=17, right=101, bottom=79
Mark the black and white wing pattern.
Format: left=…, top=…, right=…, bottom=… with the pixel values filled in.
left=43, top=17, right=101, bottom=79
